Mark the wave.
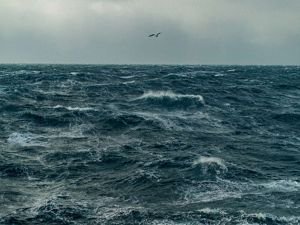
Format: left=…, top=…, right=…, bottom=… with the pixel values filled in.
left=133, top=111, right=189, bottom=131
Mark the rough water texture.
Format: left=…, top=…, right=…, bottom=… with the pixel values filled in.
left=0, top=65, right=299, bottom=225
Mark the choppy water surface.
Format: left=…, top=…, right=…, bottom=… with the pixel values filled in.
left=0, top=65, right=299, bottom=225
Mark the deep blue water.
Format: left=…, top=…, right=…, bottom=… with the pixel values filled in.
left=0, top=65, right=299, bottom=225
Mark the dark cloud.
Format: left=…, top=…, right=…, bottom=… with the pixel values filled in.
left=0, top=0, right=299, bottom=64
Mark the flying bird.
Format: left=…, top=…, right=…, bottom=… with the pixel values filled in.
left=148, top=32, right=162, bottom=38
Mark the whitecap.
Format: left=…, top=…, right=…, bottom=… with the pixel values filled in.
left=193, top=156, right=227, bottom=170
left=123, top=80, right=135, bottom=85
left=163, top=73, right=189, bottom=78
left=136, top=91, right=205, bottom=103
left=53, top=105, right=95, bottom=111
left=120, top=75, right=136, bottom=79
left=214, top=73, right=225, bottom=77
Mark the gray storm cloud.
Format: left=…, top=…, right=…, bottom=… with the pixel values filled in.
left=0, top=0, right=299, bottom=64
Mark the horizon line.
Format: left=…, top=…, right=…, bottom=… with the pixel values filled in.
left=0, top=62, right=299, bottom=66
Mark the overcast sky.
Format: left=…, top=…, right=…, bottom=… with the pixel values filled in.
left=0, top=0, right=299, bottom=64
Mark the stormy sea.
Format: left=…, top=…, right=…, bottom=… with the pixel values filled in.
left=0, top=64, right=299, bottom=225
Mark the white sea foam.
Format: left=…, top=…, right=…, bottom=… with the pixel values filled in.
left=7, top=132, right=48, bottom=147
left=96, top=205, right=144, bottom=222
left=245, top=212, right=300, bottom=225
left=151, top=220, right=194, bottom=225
left=198, top=208, right=227, bottom=215
left=183, top=178, right=247, bottom=203
left=57, top=128, right=86, bottom=139
left=260, top=180, right=300, bottom=192
left=152, top=211, right=299, bottom=225
left=137, top=91, right=205, bottom=103
left=185, top=187, right=242, bottom=203
left=183, top=177, right=300, bottom=206
left=53, top=105, right=95, bottom=111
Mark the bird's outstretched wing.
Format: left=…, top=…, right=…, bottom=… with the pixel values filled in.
left=148, top=34, right=155, bottom=37
left=155, top=32, right=161, bottom=37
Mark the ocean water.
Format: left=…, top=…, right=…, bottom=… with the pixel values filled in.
left=0, top=64, right=299, bottom=225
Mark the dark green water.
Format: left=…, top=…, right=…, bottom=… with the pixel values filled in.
left=0, top=65, right=299, bottom=224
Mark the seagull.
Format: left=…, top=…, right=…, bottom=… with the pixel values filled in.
left=148, top=32, right=162, bottom=38
left=155, top=32, right=161, bottom=37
